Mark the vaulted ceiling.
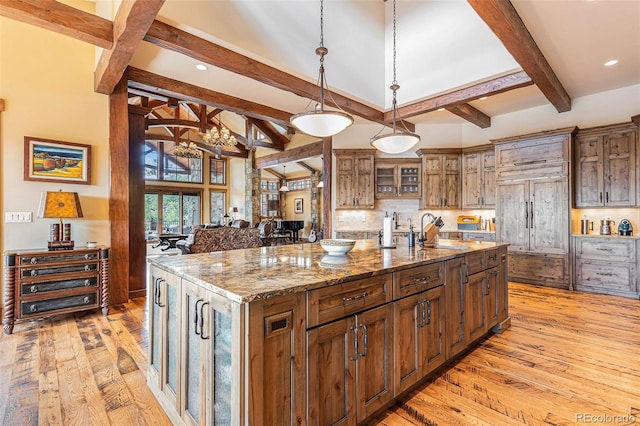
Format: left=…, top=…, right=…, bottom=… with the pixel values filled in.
left=2, top=0, right=639, bottom=171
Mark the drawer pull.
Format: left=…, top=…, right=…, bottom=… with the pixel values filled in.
left=358, top=323, right=368, bottom=357
left=596, top=272, right=613, bottom=276
left=84, top=265, right=91, bottom=272
left=596, top=248, right=612, bottom=251
left=349, top=326, right=359, bottom=362
left=514, top=159, right=547, bottom=166
left=30, top=257, right=38, bottom=265
left=83, top=296, right=91, bottom=304
left=425, top=300, right=432, bottom=326
left=30, top=270, right=38, bottom=277
left=84, top=279, right=91, bottom=286
left=29, top=305, right=37, bottom=313
left=488, top=254, right=497, bottom=261
left=413, top=276, right=431, bottom=285
left=30, top=285, right=38, bottom=293
left=194, top=299, right=204, bottom=336
left=84, top=254, right=90, bottom=260
left=200, top=301, right=210, bottom=340
left=342, top=292, right=368, bottom=302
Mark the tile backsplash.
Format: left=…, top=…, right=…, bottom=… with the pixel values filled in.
left=334, top=199, right=495, bottom=234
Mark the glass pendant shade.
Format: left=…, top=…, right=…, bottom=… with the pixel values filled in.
left=279, top=183, right=290, bottom=192
left=290, top=109, right=353, bottom=138
left=370, top=131, right=420, bottom=154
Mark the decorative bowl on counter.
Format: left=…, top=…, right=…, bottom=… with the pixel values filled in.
left=320, top=239, right=356, bottom=255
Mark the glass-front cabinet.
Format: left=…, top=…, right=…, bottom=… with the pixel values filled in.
left=375, top=159, right=421, bottom=199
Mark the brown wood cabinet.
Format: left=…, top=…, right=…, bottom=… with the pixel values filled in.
left=3, top=247, right=110, bottom=334
left=575, top=123, right=637, bottom=207
left=374, top=159, right=421, bottom=199
left=335, top=149, right=375, bottom=209
left=462, top=146, right=496, bottom=209
left=417, top=149, right=461, bottom=209
left=494, top=127, right=576, bottom=289
left=573, top=236, right=639, bottom=299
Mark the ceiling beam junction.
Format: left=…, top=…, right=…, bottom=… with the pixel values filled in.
left=255, top=141, right=323, bottom=169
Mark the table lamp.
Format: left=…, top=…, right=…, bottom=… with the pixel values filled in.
left=37, top=190, right=84, bottom=250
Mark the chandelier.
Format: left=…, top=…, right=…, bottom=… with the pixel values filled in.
left=370, top=0, right=420, bottom=154
left=174, top=139, right=202, bottom=159
left=290, top=0, right=353, bottom=137
left=202, top=123, right=238, bottom=159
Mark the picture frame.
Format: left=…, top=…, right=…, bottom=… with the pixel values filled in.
left=24, top=136, right=91, bottom=185
left=294, top=198, right=303, bottom=213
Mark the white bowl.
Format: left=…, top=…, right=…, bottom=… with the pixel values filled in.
left=320, top=239, right=356, bottom=255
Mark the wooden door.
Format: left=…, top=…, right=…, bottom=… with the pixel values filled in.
left=421, top=285, right=446, bottom=375
left=445, top=257, right=466, bottom=359
left=529, top=177, right=568, bottom=254
left=355, top=304, right=394, bottom=423
left=496, top=180, right=529, bottom=252
left=465, top=272, right=486, bottom=342
left=575, top=134, right=604, bottom=207
left=422, top=155, right=443, bottom=208
left=307, top=318, right=356, bottom=426
left=336, top=156, right=355, bottom=209
left=603, top=129, right=636, bottom=206
left=375, top=163, right=397, bottom=198
left=355, top=154, right=374, bottom=208
left=393, top=294, right=421, bottom=394
left=462, top=153, right=481, bottom=209
left=482, top=152, right=496, bottom=208
left=443, top=154, right=461, bottom=208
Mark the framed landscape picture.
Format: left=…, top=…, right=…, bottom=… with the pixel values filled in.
left=294, top=198, right=303, bottom=213
left=24, top=137, right=91, bottom=184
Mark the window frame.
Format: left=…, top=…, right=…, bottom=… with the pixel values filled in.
left=145, top=186, right=204, bottom=238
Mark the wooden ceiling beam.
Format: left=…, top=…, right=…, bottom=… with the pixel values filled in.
left=144, top=132, right=249, bottom=158
left=148, top=118, right=201, bottom=129
left=0, top=0, right=113, bottom=48
left=446, top=104, right=491, bottom=129
left=392, top=71, right=533, bottom=121
left=468, top=0, right=571, bottom=113
left=94, top=0, right=164, bottom=95
left=255, top=141, right=324, bottom=169
left=296, top=161, right=317, bottom=174
left=127, top=67, right=293, bottom=128
left=143, top=20, right=391, bottom=126
left=264, top=168, right=284, bottom=180
left=246, top=118, right=287, bottom=151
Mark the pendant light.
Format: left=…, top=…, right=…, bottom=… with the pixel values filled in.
left=279, top=165, right=290, bottom=192
left=370, top=0, right=420, bottom=154
left=290, top=0, right=354, bottom=137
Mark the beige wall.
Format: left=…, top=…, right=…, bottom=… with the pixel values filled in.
left=0, top=9, right=110, bottom=305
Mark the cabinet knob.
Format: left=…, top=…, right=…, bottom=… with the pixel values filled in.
left=30, top=285, right=38, bottom=293
left=30, top=270, right=38, bottom=277
left=29, top=304, right=37, bottom=313
left=84, top=279, right=91, bottom=286
left=30, top=257, right=38, bottom=264
left=84, top=254, right=90, bottom=260
left=84, top=265, right=91, bottom=272
left=83, top=296, right=90, bottom=304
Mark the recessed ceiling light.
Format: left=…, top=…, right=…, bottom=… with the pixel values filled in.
left=604, top=59, right=618, bottom=67
left=196, top=64, right=208, bottom=71
left=479, top=96, right=488, bottom=101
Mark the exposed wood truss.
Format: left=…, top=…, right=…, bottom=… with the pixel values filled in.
left=255, top=141, right=323, bottom=169
left=94, top=0, right=165, bottom=95
left=446, top=104, right=491, bottom=129
left=393, top=71, right=533, bottom=121
left=296, top=161, right=318, bottom=173
left=468, top=0, right=572, bottom=113
left=0, top=0, right=113, bottom=48
left=246, top=118, right=287, bottom=151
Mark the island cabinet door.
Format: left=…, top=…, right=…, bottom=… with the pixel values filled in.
left=421, top=285, right=446, bottom=376
left=148, top=266, right=182, bottom=415
left=465, top=272, right=487, bottom=343
left=355, top=303, right=394, bottom=423
left=498, top=249, right=509, bottom=323
left=484, top=268, right=500, bottom=330
left=307, top=317, right=357, bottom=426
left=445, top=257, right=467, bottom=359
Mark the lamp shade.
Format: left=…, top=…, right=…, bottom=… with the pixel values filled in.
left=290, top=110, right=354, bottom=138
left=279, top=184, right=290, bottom=192
left=37, top=191, right=84, bottom=219
left=370, top=132, right=420, bottom=154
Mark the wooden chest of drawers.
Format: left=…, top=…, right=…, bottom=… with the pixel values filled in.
left=3, top=247, right=110, bottom=334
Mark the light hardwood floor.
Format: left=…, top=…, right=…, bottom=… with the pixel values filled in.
left=0, top=283, right=638, bottom=425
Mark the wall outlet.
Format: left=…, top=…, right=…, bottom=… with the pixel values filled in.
left=4, top=212, right=32, bottom=223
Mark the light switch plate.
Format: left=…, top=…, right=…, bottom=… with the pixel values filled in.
left=4, top=212, right=32, bottom=223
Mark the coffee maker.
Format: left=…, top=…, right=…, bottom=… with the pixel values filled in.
left=618, top=219, right=633, bottom=236
left=599, top=219, right=615, bottom=235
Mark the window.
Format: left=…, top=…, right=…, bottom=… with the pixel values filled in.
left=260, top=178, right=280, bottom=217
left=145, top=189, right=202, bottom=239
left=210, top=189, right=227, bottom=225
left=145, top=140, right=203, bottom=183
left=288, top=178, right=311, bottom=191
left=210, top=158, right=227, bottom=185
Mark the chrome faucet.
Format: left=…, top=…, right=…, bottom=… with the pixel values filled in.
left=418, top=212, right=436, bottom=246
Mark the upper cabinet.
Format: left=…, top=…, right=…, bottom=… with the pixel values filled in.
left=462, top=145, right=496, bottom=209
left=375, top=159, right=421, bottom=199
left=575, top=123, right=637, bottom=208
left=417, top=149, right=461, bottom=209
left=334, top=149, right=376, bottom=210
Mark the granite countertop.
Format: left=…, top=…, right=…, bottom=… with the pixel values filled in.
left=336, top=228, right=495, bottom=234
left=148, top=239, right=505, bottom=304
left=572, top=233, right=640, bottom=239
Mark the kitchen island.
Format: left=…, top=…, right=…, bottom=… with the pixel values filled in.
left=146, top=239, right=509, bottom=425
